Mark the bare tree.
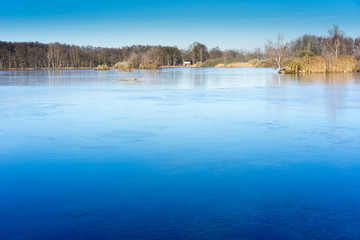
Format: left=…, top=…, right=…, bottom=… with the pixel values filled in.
left=265, top=35, right=287, bottom=70
left=326, top=25, right=345, bottom=57
left=147, top=47, right=163, bottom=65
left=128, top=52, right=141, bottom=67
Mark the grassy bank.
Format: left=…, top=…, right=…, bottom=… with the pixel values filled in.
left=0, top=67, right=94, bottom=71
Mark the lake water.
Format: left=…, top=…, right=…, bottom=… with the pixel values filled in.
left=1, top=68, right=360, bottom=240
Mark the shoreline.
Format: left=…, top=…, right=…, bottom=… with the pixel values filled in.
left=0, top=67, right=94, bottom=71
left=0, top=63, right=257, bottom=71
left=1, top=65, right=358, bottom=73
left=0, top=66, right=245, bottom=71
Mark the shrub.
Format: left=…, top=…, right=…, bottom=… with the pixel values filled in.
left=298, top=51, right=316, bottom=57
left=283, top=58, right=303, bottom=73
left=95, top=64, right=110, bottom=70
left=113, top=62, right=134, bottom=71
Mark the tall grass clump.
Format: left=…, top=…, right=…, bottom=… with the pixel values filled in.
left=283, top=56, right=358, bottom=73
left=326, top=56, right=357, bottom=73
left=300, top=56, right=327, bottom=73
left=283, top=56, right=326, bottom=73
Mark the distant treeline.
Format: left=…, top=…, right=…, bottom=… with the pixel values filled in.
left=0, top=41, right=263, bottom=69
left=0, top=25, right=359, bottom=70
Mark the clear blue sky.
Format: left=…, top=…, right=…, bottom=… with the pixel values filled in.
left=1, top=0, right=359, bottom=50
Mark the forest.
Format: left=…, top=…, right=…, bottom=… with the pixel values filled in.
left=0, top=41, right=264, bottom=69
left=0, top=25, right=359, bottom=70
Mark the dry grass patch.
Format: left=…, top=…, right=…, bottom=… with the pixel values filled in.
left=300, top=56, right=327, bottom=73
left=215, top=63, right=225, bottom=68
left=326, top=56, right=357, bottom=73
left=226, top=62, right=254, bottom=67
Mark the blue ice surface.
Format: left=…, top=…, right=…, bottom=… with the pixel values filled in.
left=1, top=68, right=360, bottom=240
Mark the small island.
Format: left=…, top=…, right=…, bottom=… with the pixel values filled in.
left=94, top=65, right=110, bottom=71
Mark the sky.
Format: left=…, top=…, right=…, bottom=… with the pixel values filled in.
left=1, top=0, right=359, bottom=50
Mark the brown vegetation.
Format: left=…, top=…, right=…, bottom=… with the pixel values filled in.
left=95, top=65, right=110, bottom=70
left=301, top=56, right=327, bottom=73
left=326, top=56, right=357, bottom=73
left=113, top=62, right=134, bottom=71
left=139, top=63, right=158, bottom=70
left=214, top=62, right=254, bottom=68
left=283, top=56, right=358, bottom=73
left=215, top=64, right=225, bottom=68
left=226, top=62, right=254, bottom=67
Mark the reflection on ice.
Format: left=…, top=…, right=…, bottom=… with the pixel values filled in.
left=1, top=68, right=359, bottom=88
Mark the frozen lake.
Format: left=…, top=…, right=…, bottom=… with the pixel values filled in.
left=1, top=68, right=360, bottom=239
